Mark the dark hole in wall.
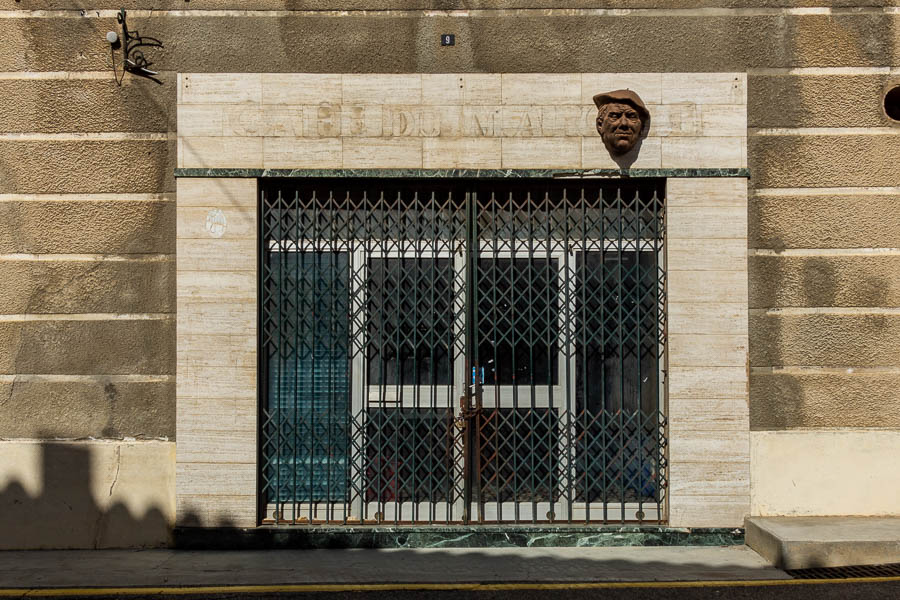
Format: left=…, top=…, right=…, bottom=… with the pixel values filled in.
left=885, top=86, right=900, bottom=122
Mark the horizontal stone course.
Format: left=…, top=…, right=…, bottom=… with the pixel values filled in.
left=749, top=135, right=900, bottom=188
left=3, top=14, right=900, bottom=72
left=0, top=320, right=175, bottom=375
left=0, top=259, right=174, bottom=314
left=748, top=74, right=897, bottom=128
left=751, top=371, right=900, bottom=429
left=0, top=380, right=175, bottom=439
left=749, top=254, right=900, bottom=308
left=669, top=334, right=749, bottom=367
left=750, top=194, right=900, bottom=250
left=669, top=461, right=750, bottom=497
left=0, top=78, right=173, bottom=134
left=0, top=140, right=174, bottom=194
left=0, top=200, right=175, bottom=254
left=750, top=312, right=900, bottom=367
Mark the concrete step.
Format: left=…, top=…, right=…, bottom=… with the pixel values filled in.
left=746, top=516, right=900, bottom=570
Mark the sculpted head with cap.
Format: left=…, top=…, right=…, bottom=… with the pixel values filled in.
left=593, top=89, right=650, bottom=156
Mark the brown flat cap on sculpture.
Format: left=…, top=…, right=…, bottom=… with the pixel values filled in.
left=593, top=89, right=650, bottom=156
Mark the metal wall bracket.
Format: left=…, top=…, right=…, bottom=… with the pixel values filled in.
left=110, top=8, right=164, bottom=85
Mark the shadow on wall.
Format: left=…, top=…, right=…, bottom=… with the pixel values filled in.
left=0, top=441, right=233, bottom=550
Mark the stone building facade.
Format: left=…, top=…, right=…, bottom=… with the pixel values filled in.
left=1, top=2, right=899, bottom=548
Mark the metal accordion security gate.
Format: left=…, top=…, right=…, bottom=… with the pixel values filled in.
left=259, top=177, right=667, bottom=525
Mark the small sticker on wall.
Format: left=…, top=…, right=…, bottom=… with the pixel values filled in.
left=205, top=209, right=226, bottom=238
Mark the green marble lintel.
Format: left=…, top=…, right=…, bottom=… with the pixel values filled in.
left=174, top=168, right=750, bottom=179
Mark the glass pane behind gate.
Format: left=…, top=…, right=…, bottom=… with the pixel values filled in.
left=476, top=258, right=559, bottom=387
left=574, top=250, right=662, bottom=504
left=262, top=251, right=350, bottom=504
left=366, top=258, right=453, bottom=387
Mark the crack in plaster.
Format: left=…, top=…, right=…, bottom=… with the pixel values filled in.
left=93, top=445, right=122, bottom=549
left=108, top=445, right=121, bottom=498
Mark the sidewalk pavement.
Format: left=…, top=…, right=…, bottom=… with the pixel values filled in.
left=0, top=546, right=788, bottom=588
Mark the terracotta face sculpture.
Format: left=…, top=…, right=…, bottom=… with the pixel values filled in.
left=593, top=90, right=650, bottom=156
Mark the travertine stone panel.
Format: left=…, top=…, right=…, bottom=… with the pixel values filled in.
left=582, top=137, right=662, bottom=169
left=668, top=177, right=747, bottom=208
left=668, top=207, right=747, bottom=239
left=581, top=73, right=662, bottom=105
left=262, top=74, right=342, bottom=106
left=177, top=335, right=255, bottom=368
left=177, top=73, right=747, bottom=171
left=668, top=239, right=747, bottom=271
left=176, top=271, right=256, bottom=302
left=662, top=73, right=747, bottom=105
left=502, top=74, right=581, bottom=105
left=176, top=494, right=256, bottom=529
left=661, top=137, right=745, bottom=169
left=179, top=137, right=263, bottom=169
left=422, top=74, right=501, bottom=106
left=669, top=367, right=748, bottom=400
left=180, top=73, right=262, bottom=104
left=666, top=177, right=750, bottom=528
left=423, top=138, right=502, bottom=169
left=176, top=462, right=256, bottom=498
left=177, top=367, right=256, bottom=401
left=176, top=178, right=257, bottom=528
left=669, top=397, right=750, bottom=430
left=343, top=137, right=423, bottom=168
left=669, top=430, right=751, bottom=463
left=343, top=74, right=422, bottom=105
left=177, top=206, right=256, bottom=240
left=668, top=271, right=748, bottom=304
left=501, top=137, right=581, bottom=168
left=178, top=302, right=256, bottom=337
left=176, top=239, right=257, bottom=272
left=668, top=303, right=748, bottom=335
left=263, top=137, right=343, bottom=169
left=669, top=334, right=749, bottom=367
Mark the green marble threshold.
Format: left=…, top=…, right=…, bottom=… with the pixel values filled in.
left=174, top=168, right=750, bottom=179
left=174, top=525, right=744, bottom=550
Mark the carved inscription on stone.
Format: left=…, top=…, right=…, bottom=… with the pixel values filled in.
left=220, top=104, right=603, bottom=138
